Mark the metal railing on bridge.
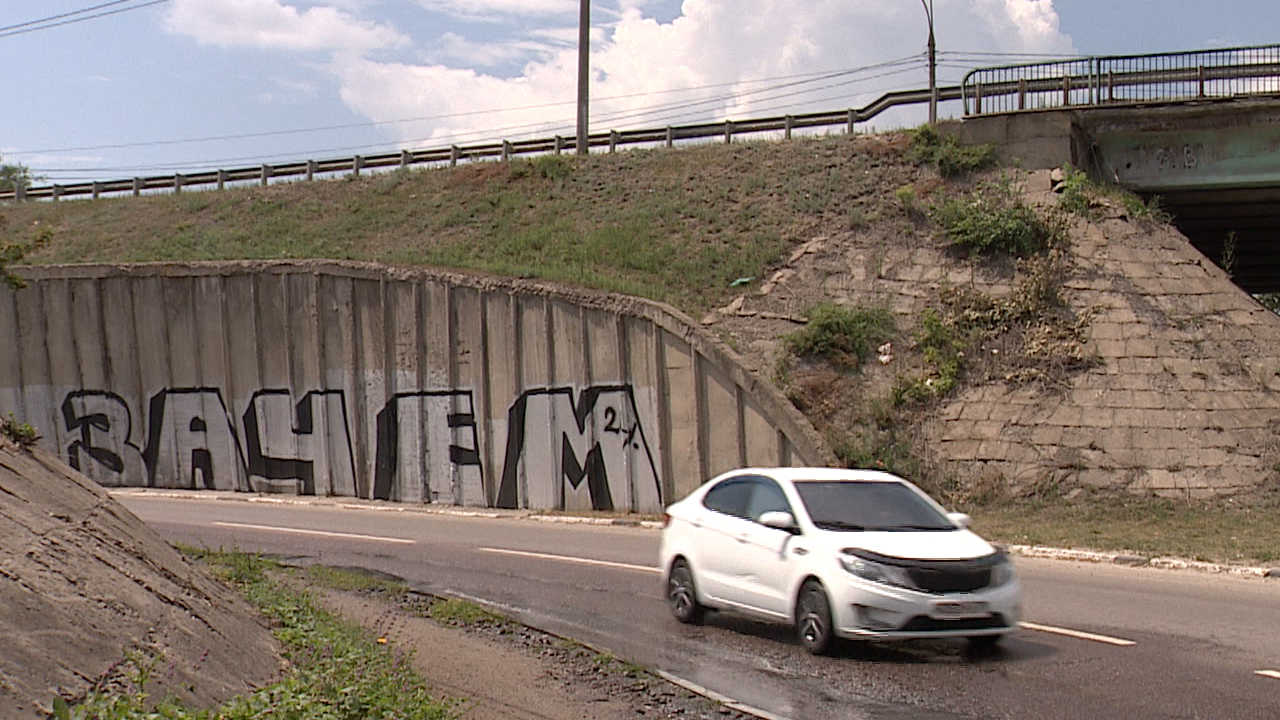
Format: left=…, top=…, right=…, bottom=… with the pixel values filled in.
left=0, top=84, right=962, bottom=204
left=962, top=44, right=1280, bottom=116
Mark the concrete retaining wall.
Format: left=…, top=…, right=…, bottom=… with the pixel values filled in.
left=0, top=261, right=831, bottom=512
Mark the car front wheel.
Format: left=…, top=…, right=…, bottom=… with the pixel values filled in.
left=666, top=558, right=705, bottom=624
left=796, top=580, right=835, bottom=655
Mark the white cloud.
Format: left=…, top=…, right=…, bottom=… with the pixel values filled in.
left=165, top=0, right=408, bottom=53
left=430, top=31, right=561, bottom=68
left=415, top=0, right=579, bottom=22
left=327, top=0, right=1074, bottom=149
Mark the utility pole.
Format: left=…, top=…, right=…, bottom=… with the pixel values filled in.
left=921, top=0, right=937, bottom=125
left=576, top=0, right=590, bottom=155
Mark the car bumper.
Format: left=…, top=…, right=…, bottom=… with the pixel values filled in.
left=829, top=576, right=1022, bottom=640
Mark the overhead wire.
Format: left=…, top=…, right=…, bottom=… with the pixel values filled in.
left=0, top=0, right=170, bottom=40
left=28, top=55, right=932, bottom=175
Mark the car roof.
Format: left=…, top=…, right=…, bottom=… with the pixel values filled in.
left=727, top=467, right=908, bottom=484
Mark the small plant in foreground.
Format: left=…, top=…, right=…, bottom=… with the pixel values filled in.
left=908, top=125, right=997, bottom=177
left=1, top=413, right=41, bottom=446
left=427, top=597, right=509, bottom=628
left=931, top=175, right=1064, bottom=258
left=784, top=302, right=895, bottom=370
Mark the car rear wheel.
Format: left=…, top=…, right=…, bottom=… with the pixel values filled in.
left=796, top=580, right=835, bottom=655
left=666, top=559, right=705, bottom=624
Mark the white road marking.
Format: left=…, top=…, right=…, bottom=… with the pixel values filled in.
left=1256, top=670, right=1280, bottom=680
left=479, top=547, right=661, bottom=574
left=1019, top=621, right=1136, bottom=646
left=212, top=521, right=415, bottom=544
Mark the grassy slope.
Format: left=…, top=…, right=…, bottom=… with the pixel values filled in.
left=9, top=135, right=914, bottom=313
left=5, top=132, right=1278, bottom=566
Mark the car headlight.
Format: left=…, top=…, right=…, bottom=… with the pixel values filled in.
left=839, top=553, right=911, bottom=589
left=989, top=555, right=1015, bottom=587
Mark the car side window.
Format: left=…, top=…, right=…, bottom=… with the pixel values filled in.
left=702, top=477, right=753, bottom=520
left=746, top=478, right=792, bottom=522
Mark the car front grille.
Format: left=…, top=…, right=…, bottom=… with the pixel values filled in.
left=906, top=565, right=992, bottom=593
left=900, top=614, right=1009, bottom=632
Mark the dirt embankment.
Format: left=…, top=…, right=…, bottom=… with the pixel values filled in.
left=0, top=440, right=280, bottom=718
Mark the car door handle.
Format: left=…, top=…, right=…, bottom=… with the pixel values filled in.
left=792, top=547, right=809, bottom=556
left=736, top=533, right=750, bottom=543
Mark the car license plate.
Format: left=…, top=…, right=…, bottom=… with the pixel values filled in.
left=931, top=600, right=988, bottom=620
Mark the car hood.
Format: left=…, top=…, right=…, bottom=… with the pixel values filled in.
left=815, top=528, right=996, bottom=561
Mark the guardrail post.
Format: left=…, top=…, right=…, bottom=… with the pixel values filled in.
left=847, top=109, right=856, bottom=134
left=1018, top=79, right=1027, bottom=110
left=784, top=115, right=794, bottom=140
left=609, top=130, right=619, bottom=154
left=174, top=174, right=184, bottom=194
left=451, top=145, right=461, bottom=167
left=16, top=184, right=26, bottom=202
left=1198, top=65, right=1206, bottom=97
left=306, top=161, right=317, bottom=182
left=554, top=136, right=565, bottom=155
left=502, top=141, right=512, bottom=162
left=52, top=185, right=63, bottom=202
left=1107, top=71, right=1114, bottom=102
left=92, top=182, right=101, bottom=200
left=261, top=165, right=272, bottom=186
left=665, top=126, right=674, bottom=148
left=1063, top=75, right=1071, bottom=106
left=974, top=84, right=982, bottom=114
left=132, top=178, right=142, bottom=197
left=724, top=120, right=734, bottom=144
left=353, top=156, right=364, bottom=177
left=401, top=149, right=412, bottom=168
left=217, top=169, right=228, bottom=190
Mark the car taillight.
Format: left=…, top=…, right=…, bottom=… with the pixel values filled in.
left=662, top=512, right=672, bottom=528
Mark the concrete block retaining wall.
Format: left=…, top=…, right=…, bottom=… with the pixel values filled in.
left=0, top=261, right=831, bottom=513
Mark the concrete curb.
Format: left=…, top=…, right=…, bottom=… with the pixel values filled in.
left=109, top=489, right=666, bottom=529
left=1008, top=544, right=1279, bottom=579
left=111, top=489, right=1274, bottom=577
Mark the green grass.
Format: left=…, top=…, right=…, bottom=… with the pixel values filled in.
left=785, top=302, right=896, bottom=370
left=931, top=175, right=1064, bottom=258
left=426, top=597, right=510, bottom=628
left=971, top=496, right=1280, bottom=565
left=60, top=550, right=456, bottom=719
left=302, top=565, right=409, bottom=594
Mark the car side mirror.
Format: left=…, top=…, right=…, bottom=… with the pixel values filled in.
left=947, top=512, right=972, bottom=529
left=758, top=511, right=798, bottom=533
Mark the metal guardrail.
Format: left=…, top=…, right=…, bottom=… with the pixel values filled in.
left=962, top=44, right=1280, bottom=116
left=0, top=84, right=963, bottom=203
left=8, top=45, right=1279, bottom=203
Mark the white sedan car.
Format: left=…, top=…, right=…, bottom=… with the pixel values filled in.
left=658, top=467, right=1021, bottom=654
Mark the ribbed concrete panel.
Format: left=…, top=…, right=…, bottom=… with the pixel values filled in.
left=742, top=392, right=783, bottom=467
left=319, top=275, right=359, bottom=497
left=192, top=276, right=229, bottom=389
left=482, top=291, right=518, bottom=508
left=354, top=278, right=386, bottom=500
left=43, top=281, right=80, bottom=393
left=0, top=262, right=832, bottom=513
left=0, top=287, right=20, bottom=437
left=659, top=332, right=702, bottom=500
left=253, top=274, right=290, bottom=389
left=701, top=358, right=744, bottom=477
left=68, top=278, right=106, bottom=390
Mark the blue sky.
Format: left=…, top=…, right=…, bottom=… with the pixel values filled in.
left=3, top=0, right=1279, bottom=185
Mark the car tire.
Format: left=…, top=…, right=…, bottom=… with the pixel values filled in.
left=796, top=580, right=836, bottom=655
left=666, top=558, right=705, bottom=624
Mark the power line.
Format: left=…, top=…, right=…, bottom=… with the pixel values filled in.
left=0, top=0, right=169, bottom=40
left=34, top=61, right=932, bottom=177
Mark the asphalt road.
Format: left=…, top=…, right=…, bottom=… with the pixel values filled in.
left=117, top=493, right=1280, bottom=720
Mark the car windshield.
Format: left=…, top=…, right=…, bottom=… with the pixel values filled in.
left=793, top=480, right=955, bottom=532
